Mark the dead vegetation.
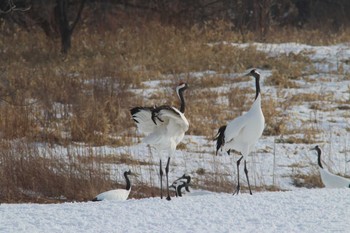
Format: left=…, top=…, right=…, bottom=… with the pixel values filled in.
left=292, top=173, right=324, bottom=188
left=0, top=18, right=347, bottom=203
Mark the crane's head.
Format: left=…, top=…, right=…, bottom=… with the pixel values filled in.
left=310, top=145, right=323, bottom=169
left=124, top=170, right=139, bottom=177
left=181, top=173, right=192, bottom=180
left=176, top=82, right=188, bottom=98
left=177, top=82, right=188, bottom=91
left=245, top=69, right=260, bottom=79
left=310, top=145, right=321, bottom=156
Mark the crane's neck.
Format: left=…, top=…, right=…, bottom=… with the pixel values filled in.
left=316, top=148, right=323, bottom=169
left=184, top=175, right=191, bottom=184
left=124, top=172, right=131, bottom=190
left=177, top=183, right=187, bottom=197
left=255, top=76, right=260, bottom=101
left=177, top=89, right=186, bottom=113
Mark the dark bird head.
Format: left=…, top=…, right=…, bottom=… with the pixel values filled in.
left=244, top=69, right=261, bottom=100
left=245, top=69, right=260, bottom=79
left=125, top=170, right=131, bottom=176
left=176, top=82, right=188, bottom=92
left=310, top=145, right=323, bottom=169
left=176, top=82, right=188, bottom=113
left=124, top=170, right=138, bottom=177
left=310, top=145, right=321, bottom=153
left=175, top=173, right=191, bottom=184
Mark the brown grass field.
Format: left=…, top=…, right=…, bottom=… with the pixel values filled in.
left=1, top=16, right=348, bottom=203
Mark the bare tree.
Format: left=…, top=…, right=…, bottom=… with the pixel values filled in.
left=0, top=0, right=31, bottom=14
left=55, top=0, right=86, bottom=54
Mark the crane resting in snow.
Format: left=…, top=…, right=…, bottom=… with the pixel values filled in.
left=311, top=145, right=350, bottom=189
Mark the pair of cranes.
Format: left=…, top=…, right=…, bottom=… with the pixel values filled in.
left=130, top=69, right=265, bottom=200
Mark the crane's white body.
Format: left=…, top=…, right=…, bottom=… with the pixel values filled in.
left=94, top=189, right=131, bottom=201
left=131, top=83, right=189, bottom=200
left=215, top=69, right=265, bottom=195
left=93, top=170, right=134, bottom=201
left=133, top=107, right=189, bottom=153
left=319, top=168, right=350, bottom=188
left=222, top=94, right=265, bottom=157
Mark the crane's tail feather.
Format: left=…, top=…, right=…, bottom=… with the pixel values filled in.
left=213, top=125, right=226, bottom=155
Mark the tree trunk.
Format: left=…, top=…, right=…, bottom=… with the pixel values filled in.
left=55, top=0, right=86, bottom=54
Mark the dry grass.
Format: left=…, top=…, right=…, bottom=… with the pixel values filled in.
left=0, top=19, right=348, bottom=203
left=264, top=27, right=350, bottom=46
left=78, top=153, right=153, bottom=166
left=264, top=54, right=312, bottom=88
left=262, top=96, right=289, bottom=136
left=292, top=173, right=324, bottom=188
left=0, top=140, right=112, bottom=203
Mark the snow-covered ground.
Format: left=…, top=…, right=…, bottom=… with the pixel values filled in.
left=1, top=189, right=349, bottom=233
left=2, top=42, right=350, bottom=232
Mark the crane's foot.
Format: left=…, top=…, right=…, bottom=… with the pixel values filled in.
left=165, top=157, right=171, bottom=201
left=160, top=159, right=163, bottom=199
left=233, top=185, right=240, bottom=195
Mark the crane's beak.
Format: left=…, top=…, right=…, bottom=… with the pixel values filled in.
left=243, top=72, right=252, bottom=77
left=130, top=172, right=140, bottom=177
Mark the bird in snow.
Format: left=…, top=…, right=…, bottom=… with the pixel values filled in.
left=169, top=174, right=192, bottom=197
left=214, top=69, right=265, bottom=195
left=92, top=170, right=137, bottom=201
left=130, top=82, right=189, bottom=200
left=310, top=145, right=350, bottom=189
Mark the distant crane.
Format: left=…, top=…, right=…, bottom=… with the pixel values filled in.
left=92, top=170, right=137, bottom=201
left=169, top=174, right=192, bottom=197
left=311, top=145, right=350, bottom=188
left=214, top=69, right=265, bottom=195
left=130, top=83, right=189, bottom=200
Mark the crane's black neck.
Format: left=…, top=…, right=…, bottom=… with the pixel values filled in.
left=316, top=147, right=323, bottom=169
left=183, top=175, right=191, bottom=184
left=178, top=88, right=186, bottom=113
left=124, top=172, right=131, bottom=190
left=177, top=183, right=187, bottom=197
left=254, top=74, right=260, bottom=100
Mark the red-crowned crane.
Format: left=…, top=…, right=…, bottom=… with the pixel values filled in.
left=214, top=69, right=265, bottom=195
left=130, top=82, right=189, bottom=200
left=311, top=145, right=350, bottom=188
left=92, top=170, right=137, bottom=201
left=169, top=174, right=192, bottom=197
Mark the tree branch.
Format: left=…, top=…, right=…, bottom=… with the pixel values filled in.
left=69, top=0, right=86, bottom=33
left=0, top=0, right=31, bottom=14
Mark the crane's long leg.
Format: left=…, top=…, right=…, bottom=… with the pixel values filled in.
left=160, top=159, right=163, bottom=199
left=244, top=160, right=253, bottom=195
left=165, top=157, right=171, bottom=201
left=233, top=156, right=244, bottom=195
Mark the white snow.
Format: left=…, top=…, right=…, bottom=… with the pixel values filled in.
left=1, top=189, right=349, bottom=233
left=2, top=42, right=350, bottom=232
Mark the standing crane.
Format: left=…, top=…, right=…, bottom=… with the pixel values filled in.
left=214, top=69, right=265, bottom=195
left=130, top=82, right=189, bottom=200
